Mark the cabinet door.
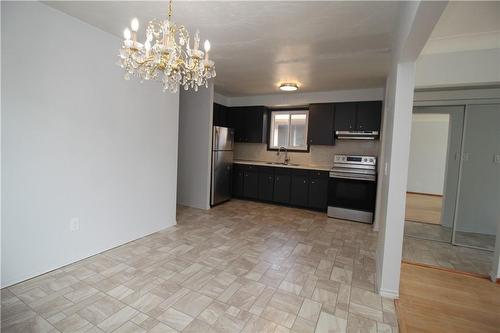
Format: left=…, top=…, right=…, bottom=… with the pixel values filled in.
left=334, top=102, right=357, bottom=131
left=308, top=104, right=335, bottom=145
left=245, top=106, right=267, bottom=143
left=290, top=175, right=309, bottom=207
left=232, top=165, right=244, bottom=197
left=356, top=101, right=382, bottom=131
left=308, top=177, right=328, bottom=210
left=230, top=107, right=246, bottom=142
left=243, top=171, right=259, bottom=199
left=273, top=174, right=291, bottom=204
left=258, top=173, right=274, bottom=201
left=213, top=103, right=222, bottom=126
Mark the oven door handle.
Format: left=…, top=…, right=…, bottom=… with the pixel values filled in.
left=329, top=173, right=376, bottom=181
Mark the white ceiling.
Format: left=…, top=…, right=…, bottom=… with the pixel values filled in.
left=422, top=1, right=500, bottom=55
left=45, top=1, right=399, bottom=97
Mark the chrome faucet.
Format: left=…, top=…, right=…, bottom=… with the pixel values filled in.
left=277, top=146, right=290, bottom=165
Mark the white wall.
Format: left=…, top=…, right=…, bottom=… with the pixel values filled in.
left=177, top=84, right=214, bottom=210
left=415, top=48, right=500, bottom=89
left=217, top=87, right=384, bottom=107
left=1, top=2, right=180, bottom=287
left=407, top=113, right=449, bottom=195
left=374, top=1, right=447, bottom=298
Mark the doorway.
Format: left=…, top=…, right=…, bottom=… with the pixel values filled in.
left=403, top=103, right=499, bottom=275
left=404, top=106, right=464, bottom=244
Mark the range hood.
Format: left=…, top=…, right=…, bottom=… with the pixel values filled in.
left=335, top=131, right=379, bottom=140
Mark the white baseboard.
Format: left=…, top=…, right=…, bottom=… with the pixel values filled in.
left=379, top=288, right=399, bottom=299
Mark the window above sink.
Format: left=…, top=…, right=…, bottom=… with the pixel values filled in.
left=269, top=110, right=309, bottom=151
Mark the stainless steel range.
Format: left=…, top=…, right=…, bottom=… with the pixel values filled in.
left=327, top=154, right=377, bottom=224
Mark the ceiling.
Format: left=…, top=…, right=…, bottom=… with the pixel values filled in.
left=45, top=1, right=399, bottom=97
left=422, top=1, right=500, bottom=55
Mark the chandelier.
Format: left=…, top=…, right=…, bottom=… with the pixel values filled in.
left=118, top=0, right=216, bottom=93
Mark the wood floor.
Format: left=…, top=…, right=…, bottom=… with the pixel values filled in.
left=405, top=192, right=443, bottom=225
left=397, top=262, right=500, bottom=333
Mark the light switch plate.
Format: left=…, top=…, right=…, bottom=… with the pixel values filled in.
left=494, top=154, right=500, bottom=164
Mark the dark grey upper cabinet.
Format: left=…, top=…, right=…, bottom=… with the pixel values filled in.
left=230, top=106, right=268, bottom=143
left=334, top=102, right=357, bottom=131
left=356, top=101, right=382, bottom=131
left=334, top=101, right=382, bottom=132
left=213, top=103, right=232, bottom=127
left=308, top=103, right=335, bottom=145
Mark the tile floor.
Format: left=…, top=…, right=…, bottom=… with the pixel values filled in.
left=404, top=220, right=496, bottom=251
left=402, top=236, right=492, bottom=276
left=1, top=200, right=398, bottom=333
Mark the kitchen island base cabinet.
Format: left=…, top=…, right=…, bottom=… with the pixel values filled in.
left=232, top=164, right=328, bottom=211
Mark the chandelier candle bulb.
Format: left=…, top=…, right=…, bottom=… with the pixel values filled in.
left=131, top=18, right=139, bottom=32
left=204, top=40, right=211, bottom=61
left=123, top=28, right=131, bottom=41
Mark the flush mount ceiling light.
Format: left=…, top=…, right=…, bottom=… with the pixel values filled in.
left=279, top=83, right=299, bottom=92
left=118, top=0, right=216, bottom=93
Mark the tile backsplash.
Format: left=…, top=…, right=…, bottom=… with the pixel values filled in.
left=234, top=141, right=379, bottom=167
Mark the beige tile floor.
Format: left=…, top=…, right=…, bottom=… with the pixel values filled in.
left=1, top=200, right=398, bottom=333
left=402, top=236, right=493, bottom=276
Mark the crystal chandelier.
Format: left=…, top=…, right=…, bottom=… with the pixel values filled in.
left=118, top=0, right=216, bottom=93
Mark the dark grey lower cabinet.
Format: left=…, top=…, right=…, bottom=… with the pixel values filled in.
left=308, top=177, right=328, bottom=210
left=232, top=165, right=244, bottom=198
left=273, top=174, right=291, bottom=204
left=258, top=173, right=274, bottom=201
left=232, top=164, right=327, bottom=211
left=290, top=175, right=309, bottom=207
left=243, top=171, right=259, bottom=199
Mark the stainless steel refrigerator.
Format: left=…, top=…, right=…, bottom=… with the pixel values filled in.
left=211, top=126, right=234, bottom=206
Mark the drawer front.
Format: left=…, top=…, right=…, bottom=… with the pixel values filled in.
left=309, top=170, right=329, bottom=179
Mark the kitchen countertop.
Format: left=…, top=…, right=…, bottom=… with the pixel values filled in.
left=233, top=159, right=332, bottom=172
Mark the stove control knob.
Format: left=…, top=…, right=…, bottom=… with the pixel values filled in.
left=363, top=158, right=367, bottom=162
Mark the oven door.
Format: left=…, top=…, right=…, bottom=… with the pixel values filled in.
left=327, top=175, right=377, bottom=223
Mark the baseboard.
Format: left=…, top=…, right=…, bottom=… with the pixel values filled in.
left=379, top=288, right=399, bottom=299
left=406, top=191, right=443, bottom=197
left=403, top=260, right=490, bottom=280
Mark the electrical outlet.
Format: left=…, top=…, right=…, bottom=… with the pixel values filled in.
left=70, top=217, right=80, bottom=231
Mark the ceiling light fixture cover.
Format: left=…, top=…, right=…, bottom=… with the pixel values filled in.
left=118, top=0, right=216, bottom=93
left=279, top=83, right=299, bottom=92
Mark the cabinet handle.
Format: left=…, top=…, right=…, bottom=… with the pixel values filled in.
left=311, top=181, right=315, bottom=184
left=303, top=180, right=306, bottom=184
left=276, top=177, right=279, bottom=181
